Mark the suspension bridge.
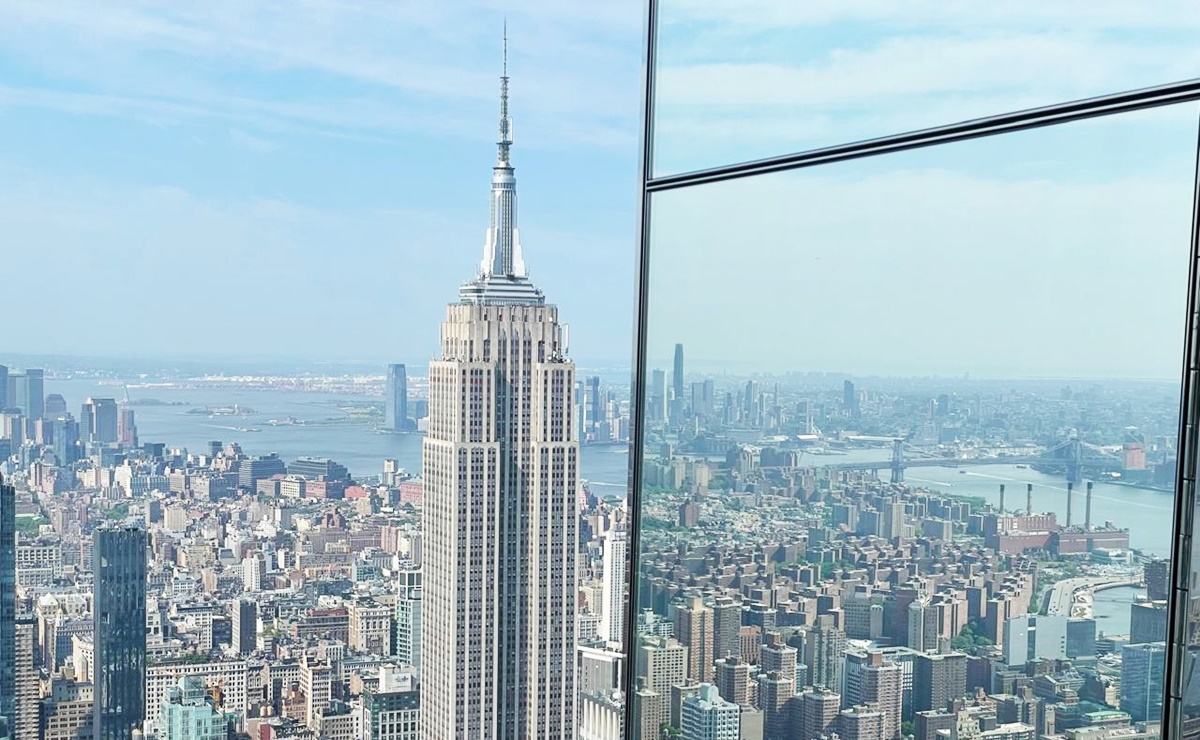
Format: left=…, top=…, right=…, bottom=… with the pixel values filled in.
left=808, top=437, right=1121, bottom=484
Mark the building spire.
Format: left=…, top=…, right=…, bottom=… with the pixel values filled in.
left=499, top=21, right=511, bottom=165
left=459, top=24, right=542, bottom=304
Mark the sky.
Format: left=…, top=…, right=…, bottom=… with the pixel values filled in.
left=3, top=2, right=1200, bottom=378
left=0, top=1, right=644, bottom=366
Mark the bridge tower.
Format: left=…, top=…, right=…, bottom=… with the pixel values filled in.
left=890, top=439, right=904, bottom=483
left=1065, top=438, right=1083, bottom=484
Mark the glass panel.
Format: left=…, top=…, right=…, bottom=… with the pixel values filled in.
left=632, top=104, right=1198, bottom=740
left=653, top=1, right=1200, bottom=176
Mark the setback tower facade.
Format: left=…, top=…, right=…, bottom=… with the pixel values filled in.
left=420, top=41, right=578, bottom=740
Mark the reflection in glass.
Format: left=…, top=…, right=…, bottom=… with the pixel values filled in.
left=631, top=104, right=1198, bottom=740
left=652, top=2, right=1200, bottom=176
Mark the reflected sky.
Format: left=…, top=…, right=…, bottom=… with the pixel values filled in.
left=646, top=105, right=1197, bottom=379
left=654, top=1, right=1200, bottom=174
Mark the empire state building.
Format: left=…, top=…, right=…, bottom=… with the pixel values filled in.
left=421, top=46, right=579, bottom=740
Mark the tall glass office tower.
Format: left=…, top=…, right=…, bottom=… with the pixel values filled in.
left=386, top=363, right=409, bottom=432
left=93, top=523, right=147, bottom=740
left=421, top=42, right=578, bottom=740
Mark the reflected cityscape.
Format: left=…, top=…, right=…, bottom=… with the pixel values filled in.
left=631, top=352, right=1181, bottom=740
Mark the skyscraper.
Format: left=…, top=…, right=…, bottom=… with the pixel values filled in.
left=421, top=43, right=578, bottom=740
left=9, top=369, right=44, bottom=419
left=93, top=523, right=147, bottom=740
left=676, top=596, right=715, bottom=683
left=1121, top=642, right=1166, bottom=722
left=587, top=376, right=605, bottom=427
left=805, top=614, right=846, bottom=691
left=711, top=596, right=742, bottom=661
left=82, top=397, right=119, bottom=445
left=386, top=364, right=409, bottom=432
left=913, top=652, right=967, bottom=713
left=650, top=369, right=667, bottom=423
left=671, top=344, right=685, bottom=422
left=232, top=598, right=257, bottom=656
left=117, top=407, right=138, bottom=448
left=844, top=651, right=902, bottom=740
left=598, top=527, right=627, bottom=645
left=0, top=476, right=13, bottom=736
left=0, top=365, right=7, bottom=410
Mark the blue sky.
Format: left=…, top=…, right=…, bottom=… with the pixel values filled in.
left=0, top=1, right=644, bottom=366
left=5, top=1, right=1200, bottom=378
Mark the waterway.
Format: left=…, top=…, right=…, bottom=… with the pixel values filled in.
left=43, top=379, right=1175, bottom=556
left=1092, top=585, right=1145, bottom=637
left=782, top=448, right=1174, bottom=556
left=47, top=379, right=632, bottom=491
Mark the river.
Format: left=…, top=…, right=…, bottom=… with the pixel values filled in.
left=45, top=379, right=1174, bottom=556
left=47, top=379, right=631, bottom=491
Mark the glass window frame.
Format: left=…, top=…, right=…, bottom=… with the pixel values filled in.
left=623, top=1, right=1200, bottom=737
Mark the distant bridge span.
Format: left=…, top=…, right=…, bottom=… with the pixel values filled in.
left=772, top=438, right=1118, bottom=484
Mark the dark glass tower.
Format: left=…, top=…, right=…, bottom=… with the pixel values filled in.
left=671, top=343, right=684, bottom=422
left=386, top=363, right=408, bottom=431
left=93, top=523, right=147, bottom=740
left=0, top=475, right=14, bottom=736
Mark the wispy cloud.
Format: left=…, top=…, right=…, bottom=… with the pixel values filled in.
left=0, top=0, right=642, bottom=150
left=652, top=2, right=1200, bottom=171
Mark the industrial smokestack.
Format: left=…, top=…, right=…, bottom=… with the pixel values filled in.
left=1027, top=483, right=1033, bottom=515
left=1086, top=481, right=1093, bottom=531
left=1066, top=482, right=1074, bottom=528
left=999, top=484, right=1005, bottom=514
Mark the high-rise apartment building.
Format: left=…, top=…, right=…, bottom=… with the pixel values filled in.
left=755, top=671, right=794, bottom=740
left=711, top=597, right=741, bottom=661
left=636, top=636, right=687, bottom=739
left=386, top=364, right=409, bottom=432
left=805, top=614, right=846, bottom=691
left=14, top=614, right=37, bottom=740
left=675, top=596, right=715, bottom=683
left=420, top=50, right=578, bottom=740
left=713, top=656, right=750, bottom=706
left=681, top=684, right=740, bottom=740
left=396, top=585, right=422, bottom=669
left=800, top=686, right=842, bottom=740
left=93, top=523, right=147, bottom=740
left=913, top=652, right=967, bottom=713
left=839, top=704, right=885, bottom=740
left=599, top=528, right=628, bottom=645
left=844, top=650, right=902, bottom=740
left=760, top=632, right=798, bottom=684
